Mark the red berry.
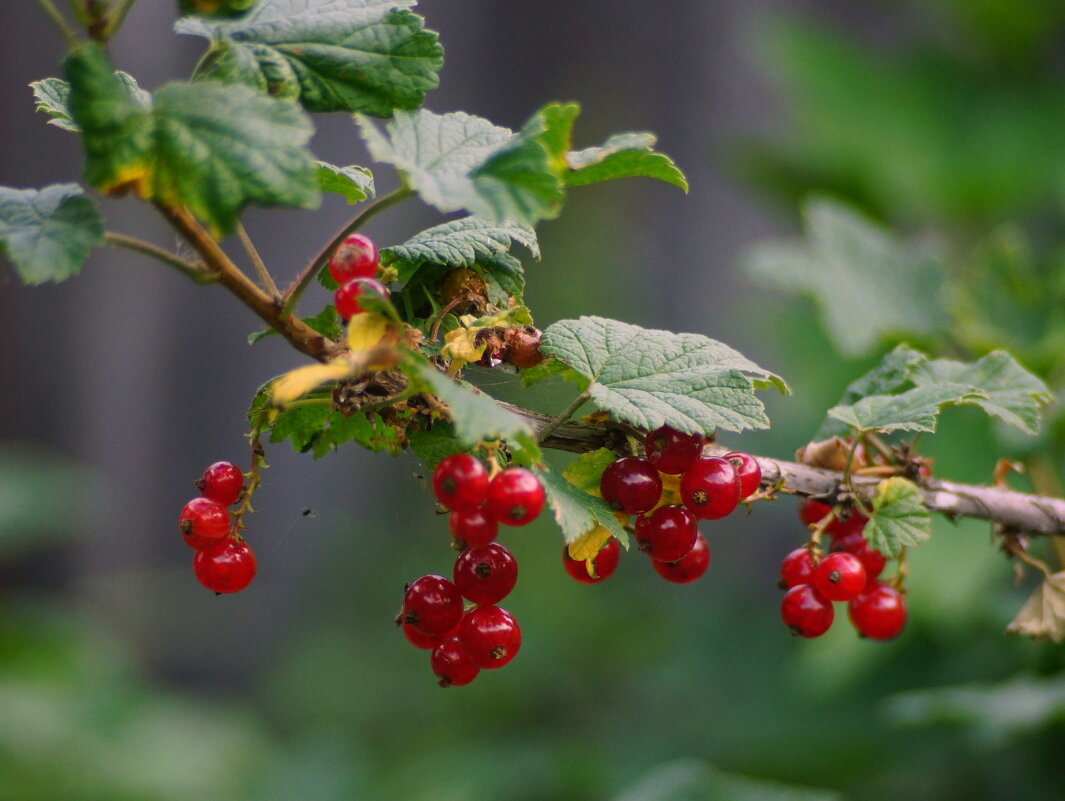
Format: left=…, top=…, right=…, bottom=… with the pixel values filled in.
left=402, top=622, right=443, bottom=650
left=458, top=605, right=521, bottom=669
left=486, top=467, right=545, bottom=526
left=848, top=583, right=907, bottom=640
left=563, top=538, right=621, bottom=584
left=780, top=548, right=816, bottom=588
left=334, top=277, right=387, bottom=320
left=680, top=457, right=739, bottom=520
left=644, top=426, right=705, bottom=475
left=193, top=538, right=256, bottom=594
left=600, top=457, right=663, bottom=514
left=400, top=575, right=464, bottom=638
left=651, top=533, right=710, bottom=584
left=432, top=454, right=489, bottom=512
left=813, top=551, right=867, bottom=602
left=449, top=507, right=498, bottom=549
left=453, top=543, right=518, bottom=605
left=780, top=584, right=834, bottom=637
left=431, top=637, right=480, bottom=687
left=634, top=505, right=698, bottom=562
left=833, top=531, right=887, bottom=583
left=798, top=498, right=868, bottom=539
left=724, top=451, right=761, bottom=499
left=198, top=461, right=244, bottom=506
left=328, top=233, right=379, bottom=284
left=179, top=497, right=231, bottom=550
left=798, top=498, right=833, bottom=528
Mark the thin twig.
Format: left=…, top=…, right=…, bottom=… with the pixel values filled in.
left=35, top=0, right=80, bottom=47
left=236, top=222, right=280, bottom=298
left=101, top=0, right=138, bottom=40
left=536, top=392, right=589, bottom=444
left=105, top=231, right=216, bottom=283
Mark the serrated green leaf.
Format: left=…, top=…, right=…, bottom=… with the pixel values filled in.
left=382, top=216, right=539, bottom=267
left=538, top=469, right=627, bottom=544
left=65, top=43, right=319, bottom=235
left=0, top=184, right=103, bottom=285
left=566, top=132, right=688, bottom=192
left=911, top=351, right=1053, bottom=435
left=317, top=162, right=375, bottom=204
left=31, top=72, right=150, bottom=134
left=541, top=316, right=786, bottom=435
left=744, top=197, right=946, bottom=356
left=311, top=411, right=403, bottom=457
left=828, top=382, right=984, bottom=434
left=862, top=477, right=931, bottom=558
left=407, top=423, right=465, bottom=469
left=268, top=402, right=331, bottom=451
left=249, top=305, right=342, bottom=345
left=177, top=0, right=442, bottom=116
left=562, top=449, right=616, bottom=495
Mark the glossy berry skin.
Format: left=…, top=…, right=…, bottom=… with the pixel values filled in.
left=401, top=575, right=464, bottom=638
left=652, top=533, right=710, bottom=584
left=813, top=551, right=867, bottom=602
left=334, top=277, right=388, bottom=321
left=432, top=453, right=489, bottom=513
left=198, top=461, right=244, bottom=507
left=458, top=605, right=521, bottom=669
left=193, top=539, right=256, bottom=594
left=402, top=622, right=443, bottom=651
left=849, top=583, right=907, bottom=640
left=600, top=457, right=663, bottom=514
left=724, top=452, right=761, bottom=500
left=449, top=507, right=498, bottom=550
left=833, top=531, right=887, bottom=583
left=634, top=505, right=698, bottom=562
left=644, top=426, right=705, bottom=475
left=780, top=584, right=834, bottom=638
left=453, top=542, right=518, bottom=605
left=680, top=457, right=740, bottom=520
left=563, top=538, right=621, bottom=584
left=431, top=637, right=480, bottom=687
left=780, top=548, right=816, bottom=589
left=179, top=497, right=231, bottom=550
left=328, top=233, right=379, bottom=284
left=799, top=498, right=867, bottom=539
left=486, top=467, right=545, bottom=526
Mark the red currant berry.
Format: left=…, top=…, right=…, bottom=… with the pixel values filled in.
left=198, top=461, right=244, bottom=507
left=432, top=454, right=489, bottom=512
left=779, top=548, right=816, bottom=589
left=798, top=498, right=867, bottom=539
left=634, top=505, right=698, bottom=562
left=453, top=543, right=518, bottom=606
left=193, top=538, right=256, bottom=594
left=680, top=457, right=740, bottom=520
left=848, top=583, right=907, bottom=640
left=644, top=426, right=705, bottom=475
left=600, top=457, right=663, bottom=514
left=400, top=575, right=464, bottom=638
left=449, top=507, right=498, bottom=550
left=402, top=622, right=444, bottom=650
left=833, top=531, right=887, bottom=583
left=431, top=637, right=480, bottom=687
left=458, top=605, right=521, bottom=669
left=486, top=467, right=545, bottom=526
left=328, top=233, right=379, bottom=284
left=651, top=533, right=710, bottom=584
left=799, top=498, right=833, bottom=528
left=780, top=584, right=834, bottom=638
left=724, top=451, right=761, bottom=499
left=179, top=497, right=231, bottom=550
left=334, top=277, right=387, bottom=321
left=563, top=538, right=621, bottom=584
left=812, top=551, right=867, bottom=602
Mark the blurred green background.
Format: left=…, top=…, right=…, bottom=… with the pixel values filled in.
left=3, top=2, right=1065, bottom=799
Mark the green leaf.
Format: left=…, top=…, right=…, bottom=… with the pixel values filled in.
left=562, top=448, right=617, bottom=495
left=31, top=72, right=150, bottom=134
left=267, top=402, right=331, bottom=452
left=518, top=357, right=583, bottom=389
left=179, top=0, right=256, bottom=17
left=541, top=316, right=787, bottom=435
left=910, top=351, right=1053, bottom=435
left=614, top=760, right=843, bottom=801
left=538, top=469, right=627, bottom=544
left=65, top=43, right=319, bottom=235
left=407, top=423, right=466, bottom=469
left=744, top=197, right=946, bottom=356
left=177, top=0, right=443, bottom=116
left=827, top=382, right=984, bottom=434
left=382, top=216, right=539, bottom=268
left=317, top=162, right=375, bottom=204
left=566, top=132, right=688, bottom=192
left=311, top=411, right=403, bottom=457
left=248, top=305, right=342, bottom=345
left=0, top=184, right=104, bottom=285
left=862, top=477, right=931, bottom=558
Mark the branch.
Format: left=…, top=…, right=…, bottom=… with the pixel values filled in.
left=104, top=231, right=216, bottom=284
left=236, top=222, right=280, bottom=298
left=35, top=0, right=80, bottom=48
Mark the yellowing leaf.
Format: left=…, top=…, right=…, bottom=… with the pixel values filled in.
left=346, top=312, right=389, bottom=353
left=1007, top=571, right=1065, bottom=644
left=650, top=473, right=682, bottom=512
left=270, top=360, right=350, bottom=406
left=567, top=525, right=614, bottom=563
left=440, top=326, right=486, bottom=369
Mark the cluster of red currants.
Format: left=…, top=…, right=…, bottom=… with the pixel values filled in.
left=328, top=233, right=388, bottom=320
left=397, top=453, right=546, bottom=687
left=779, top=498, right=906, bottom=640
left=178, top=461, right=256, bottom=594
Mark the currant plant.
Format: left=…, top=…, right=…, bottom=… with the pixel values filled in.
left=4, top=0, right=1065, bottom=692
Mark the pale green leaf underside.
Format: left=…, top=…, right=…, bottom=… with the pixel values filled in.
left=317, top=162, right=375, bottom=204
left=542, top=316, right=786, bottom=435
left=382, top=216, right=539, bottom=267
left=566, top=132, right=688, bottom=192
left=176, top=0, right=442, bottom=116
left=0, top=184, right=103, bottom=285
left=539, top=470, right=628, bottom=544
left=828, top=382, right=984, bottom=434
left=863, top=477, right=931, bottom=558
left=31, top=72, right=150, bottom=134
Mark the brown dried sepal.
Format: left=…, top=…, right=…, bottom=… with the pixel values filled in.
left=438, top=268, right=488, bottom=316
left=796, top=437, right=867, bottom=472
